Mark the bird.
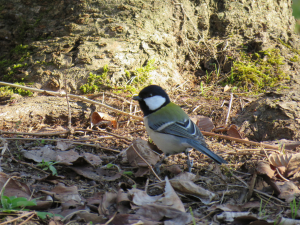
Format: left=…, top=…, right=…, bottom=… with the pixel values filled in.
left=133, top=85, right=227, bottom=173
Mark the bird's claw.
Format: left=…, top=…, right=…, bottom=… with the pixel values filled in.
left=187, top=159, right=193, bottom=172
left=154, top=163, right=161, bottom=175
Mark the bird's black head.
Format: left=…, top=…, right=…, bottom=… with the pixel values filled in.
left=133, top=85, right=170, bottom=116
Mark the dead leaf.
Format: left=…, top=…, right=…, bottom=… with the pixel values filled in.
left=129, top=188, right=162, bottom=206
left=70, top=165, right=122, bottom=182
left=227, top=124, right=243, bottom=139
left=127, top=139, right=160, bottom=167
left=269, top=153, right=293, bottom=168
left=224, top=85, right=231, bottom=92
left=22, top=147, right=102, bottom=166
left=160, top=177, right=185, bottom=212
left=0, top=172, right=32, bottom=198
left=56, top=141, right=73, bottom=151
left=256, top=161, right=275, bottom=178
left=91, top=112, right=117, bottom=128
left=166, top=165, right=182, bottom=175
left=136, top=205, right=192, bottom=224
left=77, top=212, right=107, bottom=224
left=116, top=189, right=131, bottom=214
left=169, top=178, right=216, bottom=204
left=127, top=139, right=160, bottom=177
left=277, top=181, right=300, bottom=202
left=109, top=214, right=157, bottom=225
left=98, top=192, right=118, bottom=216
left=40, top=183, right=82, bottom=203
left=191, top=115, right=214, bottom=132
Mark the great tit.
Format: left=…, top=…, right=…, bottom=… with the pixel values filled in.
left=133, top=85, right=227, bottom=173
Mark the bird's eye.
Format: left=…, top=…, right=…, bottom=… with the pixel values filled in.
left=149, top=93, right=153, bottom=97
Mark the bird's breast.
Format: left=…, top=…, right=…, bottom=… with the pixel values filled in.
left=144, top=117, right=189, bottom=155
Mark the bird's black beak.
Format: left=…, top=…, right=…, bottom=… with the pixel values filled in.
left=133, top=96, right=142, bottom=101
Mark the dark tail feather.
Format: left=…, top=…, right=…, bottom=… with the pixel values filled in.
left=187, top=140, right=227, bottom=164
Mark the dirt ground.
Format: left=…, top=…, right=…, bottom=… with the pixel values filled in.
left=1, top=85, right=300, bottom=225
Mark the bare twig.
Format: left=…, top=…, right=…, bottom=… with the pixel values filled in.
left=75, top=129, right=132, bottom=141
left=201, top=131, right=280, bottom=150
left=225, top=93, right=233, bottom=125
left=18, top=212, right=36, bottom=225
left=64, top=79, right=72, bottom=134
left=3, top=137, right=121, bottom=153
left=0, top=130, right=69, bottom=136
left=131, top=144, right=162, bottom=182
left=10, top=156, right=50, bottom=175
left=0, top=212, right=36, bottom=225
left=0, top=81, right=143, bottom=120
left=104, top=212, right=117, bottom=225
left=0, top=129, right=132, bottom=142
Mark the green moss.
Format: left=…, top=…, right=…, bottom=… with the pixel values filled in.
left=0, top=44, right=31, bottom=82
left=122, top=59, right=156, bottom=95
left=132, top=58, right=156, bottom=85
left=13, top=82, right=33, bottom=96
left=0, top=86, right=14, bottom=97
left=80, top=65, right=110, bottom=94
left=278, top=38, right=300, bottom=55
left=226, top=48, right=289, bottom=92
left=290, top=55, right=299, bottom=62
left=0, top=82, right=33, bottom=97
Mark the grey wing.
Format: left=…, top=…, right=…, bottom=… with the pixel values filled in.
left=148, top=118, right=208, bottom=147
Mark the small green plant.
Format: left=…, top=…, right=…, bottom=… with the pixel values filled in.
left=189, top=207, right=196, bottom=225
left=290, top=199, right=300, bottom=219
left=205, top=70, right=213, bottom=83
left=123, top=171, right=133, bottom=176
left=0, top=195, right=37, bottom=212
left=80, top=65, right=110, bottom=94
left=258, top=198, right=267, bottom=218
left=0, top=194, right=62, bottom=219
left=37, top=160, right=59, bottom=175
left=0, top=44, right=31, bottom=82
left=132, top=59, right=156, bottom=84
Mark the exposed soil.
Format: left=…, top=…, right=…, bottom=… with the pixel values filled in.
left=1, top=86, right=300, bottom=224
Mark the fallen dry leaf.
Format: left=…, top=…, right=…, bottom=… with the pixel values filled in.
left=169, top=177, right=216, bottom=204
left=109, top=214, right=157, bottom=225
left=127, top=139, right=160, bottom=177
left=91, top=111, right=117, bottom=129
left=40, top=183, right=82, bottom=203
left=70, top=165, right=122, bottom=182
left=0, top=172, right=32, bottom=198
left=136, top=204, right=192, bottom=225
left=256, top=161, right=275, bottom=178
left=22, top=147, right=102, bottom=166
left=191, top=115, right=215, bottom=132
left=98, top=192, right=118, bottom=216
left=277, top=181, right=300, bottom=202
left=227, top=124, right=244, bottom=139
left=128, top=177, right=192, bottom=224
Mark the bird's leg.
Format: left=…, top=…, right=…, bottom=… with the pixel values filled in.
left=185, top=149, right=193, bottom=172
left=154, top=153, right=169, bottom=174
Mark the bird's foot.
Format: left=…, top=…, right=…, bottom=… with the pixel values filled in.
left=187, top=158, right=193, bottom=173
left=154, top=163, right=161, bottom=175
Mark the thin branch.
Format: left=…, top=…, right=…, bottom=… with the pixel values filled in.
left=3, top=137, right=121, bottom=153
left=131, top=144, right=162, bottom=182
left=0, top=212, right=36, bottom=225
left=225, top=93, right=233, bottom=125
left=75, top=129, right=132, bottom=141
left=64, top=79, right=72, bottom=133
left=201, top=131, right=280, bottom=150
left=0, top=81, right=143, bottom=120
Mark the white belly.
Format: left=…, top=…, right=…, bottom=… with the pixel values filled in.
left=144, top=117, right=190, bottom=155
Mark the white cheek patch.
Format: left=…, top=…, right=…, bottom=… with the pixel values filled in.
left=144, top=95, right=166, bottom=111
